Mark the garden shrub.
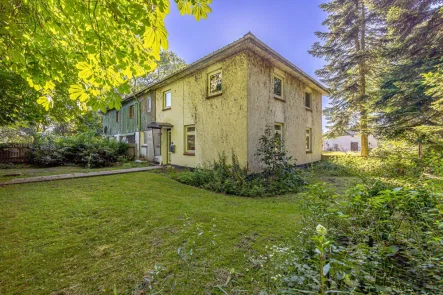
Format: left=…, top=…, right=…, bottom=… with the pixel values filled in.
left=254, top=183, right=443, bottom=294
left=28, top=132, right=128, bottom=168
left=422, top=145, right=443, bottom=177
left=171, top=126, right=304, bottom=197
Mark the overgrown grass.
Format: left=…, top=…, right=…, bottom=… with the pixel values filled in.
left=0, top=172, right=306, bottom=294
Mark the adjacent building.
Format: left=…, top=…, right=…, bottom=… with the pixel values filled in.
left=323, top=131, right=378, bottom=152
left=103, top=33, right=327, bottom=171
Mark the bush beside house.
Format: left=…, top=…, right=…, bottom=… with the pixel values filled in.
left=28, top=132, right=128, bottom=168
left=170, top=126, right=305, bottom=197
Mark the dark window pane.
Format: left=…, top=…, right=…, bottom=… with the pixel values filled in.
left=306, top=129, right=311, bottom=150
left=274, top=77, right=282, bottom=97
left=305, top=92, right=311, bottom=108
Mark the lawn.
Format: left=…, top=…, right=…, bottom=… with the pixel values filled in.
left=0, top=172, right=307, bottom=294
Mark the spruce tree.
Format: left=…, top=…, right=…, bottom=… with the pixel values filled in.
left=371, top=0, right=443, bottom=144
left=311, top=0, right=383, bottom=156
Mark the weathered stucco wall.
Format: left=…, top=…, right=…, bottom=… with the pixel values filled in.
left=246, top=51, right=322, bottom=171
left=155, top=52, right=249, bottom=167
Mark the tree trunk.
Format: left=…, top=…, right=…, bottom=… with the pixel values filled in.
left=358, top=0, right=369, bottom=157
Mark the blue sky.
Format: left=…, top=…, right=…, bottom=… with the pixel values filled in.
left=165, top=0, right=329, bottom=129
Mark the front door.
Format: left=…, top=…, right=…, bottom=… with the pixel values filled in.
left=166, top=129, right=172, bottom=164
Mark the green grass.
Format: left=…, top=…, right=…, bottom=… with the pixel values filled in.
left=0, top=172, right=306, bottom=294
left=0, top=162, right=150, bottom=182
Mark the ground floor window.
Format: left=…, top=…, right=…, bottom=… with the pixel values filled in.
left=306, top=128, right=312, bottom=152
left=185, top=125, right=195, bottom=154
left=274, top=123, right=284, bottom=142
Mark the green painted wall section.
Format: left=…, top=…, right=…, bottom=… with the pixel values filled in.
left=103, top=101, right=139, bottom=136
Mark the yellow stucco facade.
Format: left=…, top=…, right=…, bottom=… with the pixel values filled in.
left=152, top=45, right=325, bottom=171
left=155, top=52, right=249, bottom=168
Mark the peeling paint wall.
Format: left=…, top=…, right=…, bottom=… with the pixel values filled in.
left=246, top=51, right=322, bottom=172
left=155, top=52, right=249, bottom=167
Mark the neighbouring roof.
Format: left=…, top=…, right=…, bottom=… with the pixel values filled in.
left=121, top=32, right=328, bottom=105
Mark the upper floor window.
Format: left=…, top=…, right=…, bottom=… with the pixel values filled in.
left=164, top=90, right=172, bottom=109
left=129, top=105, right=135, bottom=119
left=273, top=75, right=283, bottom=100
left=185, top=125, right=196, bottom=154
left=116, top=111, right=119, bottom=123
left=305, top=92, right=312, bottom=109
left=147, top=97, right=152, bottom=112
left=208, top=69, right=222, bottom=96
left=306, top=128, right=312, bottom=152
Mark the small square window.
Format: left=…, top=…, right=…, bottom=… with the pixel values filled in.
left=147, top=97, right=152, bottom=112
left=185, top=125, right=196, bottom=154
left=305, top=92, right=312, bottom=109
left=116, top=111, right=119, bottom=123
left=164, top=91, right=171, bottom=109
left=274, top=76, right=283, bottom=99
left=129, top=105, right=134, bottom=119
left=306, top=128, right=312, bottom=152
left=208, top=70, right=222, bottom=96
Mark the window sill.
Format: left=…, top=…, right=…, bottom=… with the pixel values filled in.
left=163, top=107, right=171, bottom=111
left=305, top=107, right=312, bottom=112
left=183, top=152, right=195, bottom=156
left=207, top=92, right=223, bottom=99
left=306, top=151, right=313, bottom=154
left=274, top=96, right=286, bottom=102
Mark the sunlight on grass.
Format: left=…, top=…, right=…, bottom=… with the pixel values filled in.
left=0, top=172, right=305, bottom=294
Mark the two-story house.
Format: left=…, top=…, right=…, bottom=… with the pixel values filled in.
left=103, top=33, right=328, bottom=171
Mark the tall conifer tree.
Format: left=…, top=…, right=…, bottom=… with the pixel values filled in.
left=311, top=0, right=382, bottom=156
left=371, top=0, right=443, bottom=144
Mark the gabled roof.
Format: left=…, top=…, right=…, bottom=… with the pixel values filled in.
left=123, top=32, right=328, bottom=103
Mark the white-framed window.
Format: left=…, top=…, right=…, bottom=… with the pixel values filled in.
left=184, top=125, right=196, bottom=154
left=305, top=92, right=312, bottom=109
left=163, top=90, right=171, bottom=109
left=147, top=97, right=152, bottom=112
left=273, top=75, right=283, bottom=100
left=208, top=69, right=222, bottom=96
left=306, top=128, right=312, bottom=152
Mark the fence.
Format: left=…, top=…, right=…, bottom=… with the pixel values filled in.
left=0, top=143, right=31, bottom=163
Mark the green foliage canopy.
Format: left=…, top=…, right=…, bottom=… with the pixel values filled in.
left=372, top=0, right=443, bottom=142
left=0, top=0, right=212, bottom=112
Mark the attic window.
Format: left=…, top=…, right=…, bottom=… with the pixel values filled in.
left=273, top=75, right=283, bottom=100
left=208, top=69, right=222, bottom=96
